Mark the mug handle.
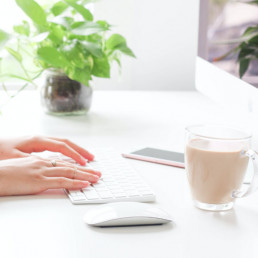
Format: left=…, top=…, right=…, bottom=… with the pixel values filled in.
left=232, top=150, right=258, bottom=198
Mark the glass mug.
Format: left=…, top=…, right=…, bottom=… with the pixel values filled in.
left=185, top=125, right=258, bottom=211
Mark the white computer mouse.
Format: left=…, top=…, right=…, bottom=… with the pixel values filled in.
left=83, top=202, right=173, bottom=227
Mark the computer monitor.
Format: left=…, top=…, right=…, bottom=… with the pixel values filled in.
left=196, top=57, right=258, bottom=114
left=197, top=0, right=258, bottom=114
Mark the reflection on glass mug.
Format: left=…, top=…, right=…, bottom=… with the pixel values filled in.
left=185, top=125, right=258, bottom=211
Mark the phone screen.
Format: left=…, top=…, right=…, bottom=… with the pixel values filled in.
left=131, top=148, right=184, bottom=163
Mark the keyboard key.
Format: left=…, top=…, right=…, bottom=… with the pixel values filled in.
left=105, top=182, right=120, bottom=188
left=69, top=190, right=79, bottom=197
left=113, top=192, right=127, bottom=198
left=124, top=190, right=140, bottom=197
left=102, top=176, right=114, bottom=182
left=134, top=183, right=149, bottom=188
left=109, top=187, right=122, bottom=192
left=120, top=183, right=134, bottom=188
left=98, top=191, right=113, bottom=199
left=77, top=191, right=86, bottom=197
left=92, top=181, right=106, bottom=189
left=82, top=189, right=99, bottom=200
left=73, top=195, right=87, bottom=201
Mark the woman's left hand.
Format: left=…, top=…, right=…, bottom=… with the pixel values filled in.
left=0, top=136, right=94, bottom=165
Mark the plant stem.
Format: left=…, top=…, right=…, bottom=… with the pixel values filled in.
left=17, top=38, right=38, bottom=89
left=0, top=70, right=43, bottom=110
left=213, top=45, right=239, bottom=62
left=1, top=83, right=9, bottom=96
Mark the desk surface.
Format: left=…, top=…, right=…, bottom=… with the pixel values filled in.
left=0, top=90, right=257, bottom=258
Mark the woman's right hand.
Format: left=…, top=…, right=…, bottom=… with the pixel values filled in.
left=0, top=156, right=101, bottom=196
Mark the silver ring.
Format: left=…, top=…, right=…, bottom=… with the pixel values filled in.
left=73, top=167, right=78, bottom=179
left=51, top=160, right=57, bottom=167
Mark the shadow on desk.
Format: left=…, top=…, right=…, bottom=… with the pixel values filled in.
left=0, top=189, right=67, bottom=204
left=205, top=204, right=258, bottom=231
left=212, top=209, right=238, bottom=226
left=86, top=222, right=175, bottom=234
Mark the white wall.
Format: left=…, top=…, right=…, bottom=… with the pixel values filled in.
left=94, top=0, right=200, bottom=90
left=0, top=1, right=27, bottom=32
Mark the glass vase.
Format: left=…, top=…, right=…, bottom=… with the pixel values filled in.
left=40, top=70, right=92, bottom=116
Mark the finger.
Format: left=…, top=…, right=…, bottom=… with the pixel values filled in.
left=48, top=137, right=94, bottom=161
left=51, top=160, right=101, bottom=177
left=44, top=167, right=100, bottom=183
left=27, top=137, right=87, bottom=166
left=12, top=150, right=31, bottom=159
left=45, top=177, right=89, bottom=190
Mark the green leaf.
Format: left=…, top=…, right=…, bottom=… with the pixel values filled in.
left=5, top=47, right=23, bottom=62
left=246, top=0, right=258, bottom=4
left=116, top=45, right=135, bottom=57
left=92, top=56, right=110, bottom=78
left=63, top=0, right=93, bottom=21
left=37, top=46, right=70, bottom=68
left=61, top=41, right=85, bottom=69
left=65, top=66, right=91, bottom=86
left=239, top=58, right=250, bottom=78
left=71, top=21, right=108, bottom=36
left=47, top=24, right=65, bottom=45
left=0, top=30, right=10, bottom=50
left=50, top=17, right=74, bottom=30
left=114, top=56, right=121, bottom=67
left=31, top=32, right=49, bottom=43
left=15, top=0, right=47, bottom=26
left=69, top=33, right=102, bottom=43
left=106, top=34, right=126, bottom=49
left=87, top=34, right=102, bottom=43
left=109, top=51, right=122, bottom=67
left=243, top=26, right=258, bottom=37
left=249, top=35, right=258, bottom=45
left=81, top=41, right=103, bottom=57
left=97, top=20, right=111, bottom=30
left=81, top=0, right=94, bottom=4
left=106, top=34, right=135, bottom=57
left=238, top=46, right=254, bottom=60
left=51, top=1, right=69, bottom=16
left=13, top=21, right=30, bottom=36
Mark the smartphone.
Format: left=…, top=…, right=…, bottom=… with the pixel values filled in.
left=122, top=147, right=184, bottom=168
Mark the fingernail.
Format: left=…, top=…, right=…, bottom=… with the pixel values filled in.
left=82, top=181, right=89, bottom=188
left=89, top=154, right=94, bottom=161
left=81, top=157, right=87, bottom=165
left=93, top=170, right=102, bottom=177
left=90, top=175, right=99, bottom=182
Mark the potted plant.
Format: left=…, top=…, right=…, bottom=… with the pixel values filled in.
left=0, top=0, right=135, bottom=115
left=214, top=1, right=258, bottom=79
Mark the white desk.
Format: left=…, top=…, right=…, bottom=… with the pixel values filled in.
left=0, top=90, right=258, bottom=258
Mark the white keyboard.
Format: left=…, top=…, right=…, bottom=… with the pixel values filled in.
left=53, top=149, right=156, bottom=204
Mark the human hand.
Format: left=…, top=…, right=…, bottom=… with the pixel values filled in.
left=0, top=136, right=94, bottom=165
left=0, top=156, right=101, bottom=196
